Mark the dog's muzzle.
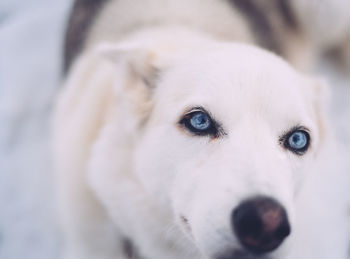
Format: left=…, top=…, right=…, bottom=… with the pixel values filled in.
left=231, top=196, right=291, bottom=255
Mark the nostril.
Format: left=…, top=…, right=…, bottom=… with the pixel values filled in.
left=232, top=196, right=291, bottom=254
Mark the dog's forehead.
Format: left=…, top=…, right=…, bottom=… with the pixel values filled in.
left=162, top=44, right=303, bottom=97
left=156, top=44, right=310, bottom=126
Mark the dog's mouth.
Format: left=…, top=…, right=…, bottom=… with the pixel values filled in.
left=179, top=214, right=193, bottom=234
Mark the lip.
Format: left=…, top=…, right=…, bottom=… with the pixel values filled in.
left=179, top=215, right=192, bottom=233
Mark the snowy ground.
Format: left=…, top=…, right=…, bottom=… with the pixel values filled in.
left=0, top=1, right=349, bottom=259
left=0, top=1, right=71, bottom=258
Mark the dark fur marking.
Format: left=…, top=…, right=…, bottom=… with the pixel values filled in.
left=64, top=0, right=109, bottom=73
left=228, top=0, right=300, bottom=56
left=228, top=0, right=282, bottom=54
left=275, top=0, right=298, bottom=30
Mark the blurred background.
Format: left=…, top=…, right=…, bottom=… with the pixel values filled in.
left=0, top=1, right=349, bottom=259
left=0, top=1, right=71, bottom=258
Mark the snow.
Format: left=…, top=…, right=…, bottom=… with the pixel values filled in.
left=0, top=1, right=72, bottom=258
left=0, top=1, right=349, bottom=259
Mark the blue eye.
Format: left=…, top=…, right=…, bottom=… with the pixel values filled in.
left=190, top=112, right=211, bottom=130
left=285, top=129, right=310, bottom=154
left=179, top=109, right=219, bottom=137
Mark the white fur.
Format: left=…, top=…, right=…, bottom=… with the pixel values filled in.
left=53, top=3, right=350, bottom=259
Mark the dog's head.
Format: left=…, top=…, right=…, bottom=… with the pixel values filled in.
left=99, top=41, right=329, bottom=259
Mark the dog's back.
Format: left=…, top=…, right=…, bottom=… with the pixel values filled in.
left=64, top=0, right=310, bottom=73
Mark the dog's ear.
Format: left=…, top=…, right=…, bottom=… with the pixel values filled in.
left=95, top=41, right=173, bottom=122
left=96, top=41, right=172, bottom=91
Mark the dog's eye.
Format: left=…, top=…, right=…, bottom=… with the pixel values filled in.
left=190, top=112, right=211, bottom=130
left=179, top=109, right=219, bottom=137
left=283, top=129, right=310, bottom=155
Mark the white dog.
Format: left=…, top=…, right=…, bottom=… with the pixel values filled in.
left=53, top=1, right=350, bottom=259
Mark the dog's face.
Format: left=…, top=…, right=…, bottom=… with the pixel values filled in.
left=103, top=42, right=328, bottom=259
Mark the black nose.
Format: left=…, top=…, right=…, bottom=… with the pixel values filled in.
left=231, top=196, right=291, bottom=254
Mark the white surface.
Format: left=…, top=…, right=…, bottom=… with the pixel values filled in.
left=0, top=1, right=349, bottom=259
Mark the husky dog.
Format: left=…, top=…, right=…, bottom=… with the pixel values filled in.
left=53, top=1, right=350, bottom=259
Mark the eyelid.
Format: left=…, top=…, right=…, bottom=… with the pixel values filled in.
left=183, top=106, right=206, bottom=115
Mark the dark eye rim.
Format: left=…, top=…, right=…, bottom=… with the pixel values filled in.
left=178, top=107, right=224, bottom=138
left=279, top=126, right=311, bottom=155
